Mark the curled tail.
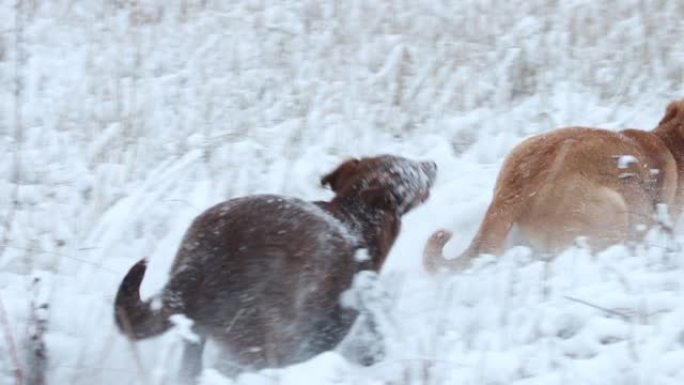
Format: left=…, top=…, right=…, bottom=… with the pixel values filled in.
left=423, top=195, right=519, bottom=274
left=423, top=230, right=450, bottom=273
left=422, top=229, right=466, bottom=273
left=114, top=259, right=173, bottom=339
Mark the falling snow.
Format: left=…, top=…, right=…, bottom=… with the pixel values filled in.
left=1, top=1, right=684, bottom=385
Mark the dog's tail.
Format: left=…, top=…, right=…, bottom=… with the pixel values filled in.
left=422, top=229, right=457, bottom=273
left=114, top=259, right=174, bottom=339
left=422, top=204, right=515, bottom=273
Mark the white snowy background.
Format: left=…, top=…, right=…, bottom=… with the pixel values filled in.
left=1, top=0, right=683, bottom=384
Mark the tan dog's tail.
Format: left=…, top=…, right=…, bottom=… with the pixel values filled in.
left=423, top=202, right=517, bottom=273
left=422, top=229, right=456, bottom=273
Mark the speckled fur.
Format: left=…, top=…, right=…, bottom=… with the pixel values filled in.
left=114, top=155, right=436, bottom=378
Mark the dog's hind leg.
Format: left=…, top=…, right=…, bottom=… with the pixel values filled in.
left=179, top=336, right=206, bottom=383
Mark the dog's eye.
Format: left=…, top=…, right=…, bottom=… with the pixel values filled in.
left=391, top=190, right=404, bottom=206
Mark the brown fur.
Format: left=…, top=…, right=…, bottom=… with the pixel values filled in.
left=424, top=100, right=684, bottom=273
left=114, top=155, right=436, bottom=378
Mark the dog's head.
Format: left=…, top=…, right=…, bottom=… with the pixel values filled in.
left=322, top=154, right=437, bottom=214
left=656, top=99, right=684, bottom=137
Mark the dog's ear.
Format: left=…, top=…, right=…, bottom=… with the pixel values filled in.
left=321, top=158, right=360, bottom=192
left=659, top=100, right=684, bottom=127
left=360, top=187, right=398, bottom=211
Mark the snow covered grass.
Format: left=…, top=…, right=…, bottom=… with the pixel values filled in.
left=1, top=0, right=683, bottom=384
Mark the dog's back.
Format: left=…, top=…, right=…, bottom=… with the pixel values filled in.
left=501, top=128, right=657, bottom=252
left=169, top=196, right=360, bottom=362
left=116, top=195, right=361, bottom=366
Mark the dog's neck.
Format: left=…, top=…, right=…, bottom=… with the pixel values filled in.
left=654, top=124, right=684, bottom=175
left=653, top=123, right=684, bottom=214
left=317, top=196, right=400, bottom=271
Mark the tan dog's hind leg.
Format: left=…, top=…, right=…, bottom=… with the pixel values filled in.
left=519, top=183, right=630, bottom=253
left=582, top=187, right=631, bottom=251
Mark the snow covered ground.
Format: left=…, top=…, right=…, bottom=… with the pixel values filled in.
left=1, top=0, right=683, bottom=384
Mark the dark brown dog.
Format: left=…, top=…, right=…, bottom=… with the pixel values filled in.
left=425, top=100, right=684, bottom=273
left=115, top=154, right=436, bottom=378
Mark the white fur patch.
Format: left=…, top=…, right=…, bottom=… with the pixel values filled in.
left=615, top=155, right=638, bottom=169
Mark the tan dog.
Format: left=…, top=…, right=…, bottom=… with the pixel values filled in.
left=424, top=100, right=684, bottom=273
